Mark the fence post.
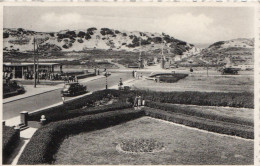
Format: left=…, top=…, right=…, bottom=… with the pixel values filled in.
left=20, top=111, right=29, bottom=126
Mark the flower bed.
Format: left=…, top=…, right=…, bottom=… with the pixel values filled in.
left=117, top=138, right=164, bottom=153
left=28, top=89, right=130, bottom=121
left=2, top=126, right=20, bottom=164
left=30, top=102, right=132, bottom=124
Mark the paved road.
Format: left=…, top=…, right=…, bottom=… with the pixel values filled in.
left=3, top=72, right=132, bottom=120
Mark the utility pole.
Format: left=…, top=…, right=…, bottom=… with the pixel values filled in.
left=36, top=42, right=40, bottom=83
left=33, top=37, right=36, bottom=88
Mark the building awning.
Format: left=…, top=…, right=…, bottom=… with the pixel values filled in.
left=3, top=62, right=61, bottom=67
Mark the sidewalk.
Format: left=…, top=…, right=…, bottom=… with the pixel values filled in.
left=3, top=75, right=105, bottom=104
left=3, top=77, right=135, bottom=165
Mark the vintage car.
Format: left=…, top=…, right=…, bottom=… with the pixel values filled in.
left=61, top=82, right=87, bottom=96
left=219, top=67, right=239, bottom=75
left=3, top=80, right=25, bottom=98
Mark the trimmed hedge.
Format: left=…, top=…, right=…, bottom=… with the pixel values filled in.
left=30, top=102, right=132, bottom=123
left=3, top=126, right=20, bottom=164
left=158, top=73, right=188, bottom=83
left=144, top=108, right=253, bottom=139
left=146, top=101, right=253, bottom=126
left=18, top=109, right=144, bottom=165
left=135, top=90, right=254, bottom=108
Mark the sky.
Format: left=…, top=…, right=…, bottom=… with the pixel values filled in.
left=4, top=6, right=255, bottom=46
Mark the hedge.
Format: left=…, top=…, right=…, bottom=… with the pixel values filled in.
left=18, top=109, right=145, bottom=165
left=3, top=126, right=20, bottom=164
left=146, top=101, right=253, bottom=126
left=30, top=102, right=132, bottom=123
left=158, top=73, right=188, bottom=83
left=135, top=90, right=254, bottom=108
left=144, top=108, right=253, bottom=139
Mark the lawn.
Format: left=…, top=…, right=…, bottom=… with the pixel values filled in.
left=132, top=74, right=253, bottom=93
left=54, top=117, right=253, bottom=165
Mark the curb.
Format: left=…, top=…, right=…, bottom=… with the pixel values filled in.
left=3, top=88, right=61, bottom=104
left=3, top=75, right=105, bottom=104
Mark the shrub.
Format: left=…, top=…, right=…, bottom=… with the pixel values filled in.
left=18, top=109, right=144, bottom=165
left=77, top=38, right=84, bottom=43
left=62, top=45, right=68, bottom=49
left=85, top=34, right=91, bottom=40
left=144, top=108, right=253, bottom=139
left=87, top=27, right=97, bottom=32
left=3, top=126, right=20, bottom=164
left=77, top=31, right=86, bottom=38
left=100, top=28, right=114, bottom=36
left=122, top=33, right=127, bottom=37
left=115, top=30, right=120, bottom=34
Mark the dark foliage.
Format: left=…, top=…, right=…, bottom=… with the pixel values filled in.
left=158, top=74, right=188, bottom=83
left=3, top=32, right=9, bottom=38
left=77, top=31, right=86, bottom=38
left=3, top=126, right=20, bottom=164
left=85, top=34, right=91, bottom=40
left=77, top=38, right=84, bottom=43
left=100, top=28, right=114, bottom=36
left=115, top=30, right=121, bottom=34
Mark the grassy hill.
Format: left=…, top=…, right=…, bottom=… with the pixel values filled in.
left=3, top=28, right=200, bottom=56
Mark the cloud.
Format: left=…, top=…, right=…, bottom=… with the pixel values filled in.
left=36, top=12, right=94, bottom=31
left=156, top=13, right=232, bottom=44
left=33, top=12, right=239, bottom=44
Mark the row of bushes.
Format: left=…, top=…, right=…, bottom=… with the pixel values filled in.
left=158, top=74, right=188, bottom=83
left=136, top=90, right=254, bottom=108
left=144, top=108, right=254, bottom=139
left=30, top=102, right=132, bottom=124
left=18, top=109, right=144, bottom=165
left=146, top=101, right=253, bottom=126
left=3, top=126, right=20, bottom=164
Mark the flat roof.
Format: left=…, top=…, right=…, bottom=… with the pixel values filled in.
left=3, top=62, right=61, bottom=66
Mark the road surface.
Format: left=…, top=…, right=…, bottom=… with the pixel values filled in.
left=3, top=72, right=132, bottom=120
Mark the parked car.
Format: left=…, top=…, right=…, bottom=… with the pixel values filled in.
left=61, top=82, right=87, bottom=96
left=3, top=80, right=25, bottom=98
left=219, top=67, right=239, bottom=75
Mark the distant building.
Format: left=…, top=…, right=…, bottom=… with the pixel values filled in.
left=3, top=62, right=62, bottom=79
